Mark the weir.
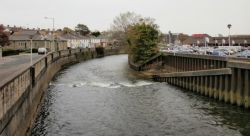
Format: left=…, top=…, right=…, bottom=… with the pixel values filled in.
left=0, top=48, right=121, bottom=136
left=130, top=52, right=250, bottom=108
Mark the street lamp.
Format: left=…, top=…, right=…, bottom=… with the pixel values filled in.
left=44, top=16, right=55, bottom=52
left=227, top=24, right=232, bottom=47
left=168, top=31, right=171, bottom=45
left=43, top=35, right=48, bottom=55
left=29, top=35, right=33, bottom=65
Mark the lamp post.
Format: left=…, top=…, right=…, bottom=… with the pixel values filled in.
left=0, top=46, right=2, bottom=59
left=29, top=35, right=33, bottom=65
left=44, top=16, right=55, bottom=52
left=54, top=36, right=58, bottom=51
left=44, top=36, right=47, bottom=55
left=168, top=31, right=171, bottom=45
left=227, top=24, right=232, bottom=47
left=227, top=24, right=232, bottom=55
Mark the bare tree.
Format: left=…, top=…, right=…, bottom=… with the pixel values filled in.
left=111, top=12, right=142, bottom=32
left=0, top=25, right=10, bottom=47
left=109, top=12, right=158, bottom=47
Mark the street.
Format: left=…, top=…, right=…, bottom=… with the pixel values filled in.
left=0, top=53, right=44, bottom=84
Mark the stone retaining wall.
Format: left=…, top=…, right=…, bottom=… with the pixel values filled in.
left=0, top=48, right=120, bottom=136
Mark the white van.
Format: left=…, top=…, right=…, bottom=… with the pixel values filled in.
left=38, top=48, right=48, bottom=55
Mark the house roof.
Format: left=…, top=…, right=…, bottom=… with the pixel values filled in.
left=9, top=30, right=66, bottom=41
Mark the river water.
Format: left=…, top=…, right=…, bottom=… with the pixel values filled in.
left=31, top=55, right=250, bottom=136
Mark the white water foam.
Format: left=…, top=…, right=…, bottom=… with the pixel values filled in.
left=90, top=82, right=113, bottom=88
left=56, top=80, right=154, bottom=89
left=68, top=82, right=87, bottom=88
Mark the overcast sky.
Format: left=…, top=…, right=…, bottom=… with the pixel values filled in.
left=1, top=0, right=250, bottom=36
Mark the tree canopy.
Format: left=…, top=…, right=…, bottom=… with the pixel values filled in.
left=111, top=12, right=142, bottom=32
left=111, top=12, right=156, bottom=33
left=109, top=12, right=157, bottom=48
left=0, top=25, right=10, bottom=47
left=127, top=21, right=159, bottom=64
left=91, top=31, right=101, bottom=37
left=75, top=24, right=90, bottom=36
left=63, top=27, right=74, bottom=34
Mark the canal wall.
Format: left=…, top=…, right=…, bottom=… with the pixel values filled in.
left=0, top=48, right=120, bottom=136
left=129, top=52, right=250, bottom=109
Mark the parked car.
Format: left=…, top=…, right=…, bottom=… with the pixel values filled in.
left=235, top=50, right=250, bottom=58
left=38, top=48, right=48, bottom=55
left=211, top=50, right=226, bottom=56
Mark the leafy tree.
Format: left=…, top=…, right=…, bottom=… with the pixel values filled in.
left=63, top=27, right=74, bottom=34
left=109, top=12, right=156, bottom=48
left=0, top=25, right=10, bottom=47
left=127, top=21, right=159, bottom=64
left=91, top=31, right=101, bottom=37
left=75, top=24, right=90, bottom=36
left=56, top=29, right=62, bottom=32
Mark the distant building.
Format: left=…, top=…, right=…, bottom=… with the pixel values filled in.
left=183, top=34, right=250, bottom=46
left=5, top=29, right=67, bottom=51
left=163, top=32, right=182, bottom=45
left=183, top=34, right=211, bottom=46
left=2, top=24, right=111, bottom=51
left=59, top=32, right=110, bottom=49
left=212, top=35, right=250, bottom=46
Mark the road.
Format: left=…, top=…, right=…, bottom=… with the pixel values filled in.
left=0, top=54, right=44, bottom=84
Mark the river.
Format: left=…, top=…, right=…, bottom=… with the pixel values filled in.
left=31, top=55, right=250, bottom=136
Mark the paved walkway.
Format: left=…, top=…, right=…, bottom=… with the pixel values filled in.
left=0, top=54, right=44, bottom=84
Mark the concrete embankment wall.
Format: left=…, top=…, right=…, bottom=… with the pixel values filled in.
left=0, top=48, right=120, bottom=136
left=129, top=52, right=250, bottom=108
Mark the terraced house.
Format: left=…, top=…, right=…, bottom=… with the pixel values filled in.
left=60, top=32, right=110, bottom=49
left=4, top=29, right=67, bottom=51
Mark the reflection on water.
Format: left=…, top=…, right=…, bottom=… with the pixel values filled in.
left=31, top=55, right=250, bottom=136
